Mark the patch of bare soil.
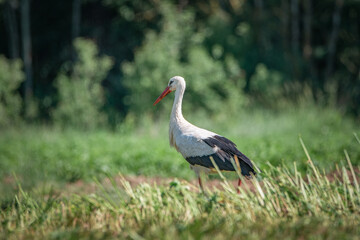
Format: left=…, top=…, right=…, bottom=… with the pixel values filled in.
left=63, top=167, right=360, bottom=196
left=324, top=168, right=360, bottom=184
left=3, top=167, right=359, bottom=197
left=63, top=175, right=255, bottom=196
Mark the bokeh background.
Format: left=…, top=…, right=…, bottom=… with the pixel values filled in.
left=0, top=0, right=359, bottom=127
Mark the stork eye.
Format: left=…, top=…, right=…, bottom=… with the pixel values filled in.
left=169, top=80, right=174, bottom=85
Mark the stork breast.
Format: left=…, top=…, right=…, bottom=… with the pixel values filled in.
left=174, top=133, right=216, bottom=158
left=169, top=130, right=180, bottom=152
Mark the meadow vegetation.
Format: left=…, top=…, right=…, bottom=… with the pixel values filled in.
left=1, top=105, right=359, bottom=239
left=0, top=131, right=359, bottom=239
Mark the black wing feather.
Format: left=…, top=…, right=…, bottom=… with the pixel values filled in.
left=202, top=135, right=256, bottom=176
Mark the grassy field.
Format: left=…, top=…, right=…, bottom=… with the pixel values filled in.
left=0, top=107, right=360, bottom=239
left=1, top=161, right=360, bottom=239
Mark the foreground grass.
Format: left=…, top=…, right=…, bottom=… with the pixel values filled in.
left=1, top=155, right=359, bottom=239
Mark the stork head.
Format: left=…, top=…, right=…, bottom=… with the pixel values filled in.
left=153, top=76, right=185, bottom=105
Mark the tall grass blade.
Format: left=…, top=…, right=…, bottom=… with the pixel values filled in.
left=299, top=137, right=321, bottom=183
left=209, top=156, right=233, bottom=192
left=344, top=150, right=359, bottom=193
left=230, top=155, right=250, bottom=192
left=354, top=132, right=360, bottom=145
left=93, top=177, right=118, bottom=208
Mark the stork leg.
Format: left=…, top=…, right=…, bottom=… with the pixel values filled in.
left=192, top=166, right=204, bottom=193
left=198, top=176, right=205, bottom=193
left=237, top=178, right=242, bottom=194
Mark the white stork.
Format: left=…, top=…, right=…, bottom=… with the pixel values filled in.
left=153, top=76, right=256, bottom=192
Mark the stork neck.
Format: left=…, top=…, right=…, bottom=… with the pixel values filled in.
left=171, top=84, right=185, bottom=123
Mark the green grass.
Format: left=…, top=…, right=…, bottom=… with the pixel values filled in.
left=0, top=155, right=359, bottom=239
left=0, top=106, right=359, bottom=239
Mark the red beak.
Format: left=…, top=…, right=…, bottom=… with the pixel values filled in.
left=153, top=86, right=172, bottom=106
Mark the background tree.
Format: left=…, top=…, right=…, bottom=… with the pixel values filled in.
left=3, top=0, right=19, bottom=59
left=20, top=0, right=33, bottom=116
left=52, top=38, right=113, bottom=129
left=0, top=55, right=24, bottom=127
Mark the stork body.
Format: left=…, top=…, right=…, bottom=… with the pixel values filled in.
left=154, top=76, right=256, bottom=192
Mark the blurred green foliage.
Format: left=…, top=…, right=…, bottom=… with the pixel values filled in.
left=1, top=0, right=359, bottom=126
left=52, top=38, right=114, bottom=129
left=122, top=3, right=245, bottom=118
left=0, top=55, right=24, bottom=127
left=250, top=63, right=285, bottom=105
